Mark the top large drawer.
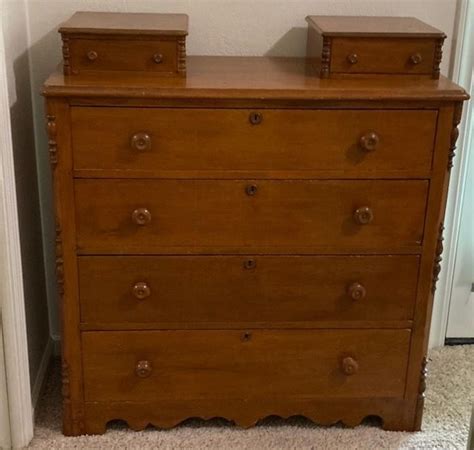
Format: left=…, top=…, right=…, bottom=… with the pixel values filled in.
left=71, top=108, right=436, bottom=176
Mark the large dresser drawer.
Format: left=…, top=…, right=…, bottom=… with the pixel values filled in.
left=71, top=108, right=436, bottom=175
left=82, top=329, right=411, bottom=402
left=79, top=255, right=419, bottom=325
left=74, top=179, right=428, bottom=253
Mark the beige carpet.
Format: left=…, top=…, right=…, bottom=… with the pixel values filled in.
left=29, top=345, right=474, bottom=449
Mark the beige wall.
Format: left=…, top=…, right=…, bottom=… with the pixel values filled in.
left=2, top=0, right=49, bottom=388
left=24, top=0, right=459, bottom=338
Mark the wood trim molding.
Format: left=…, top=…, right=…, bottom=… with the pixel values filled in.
left=0, top=20, right=34, bottom=448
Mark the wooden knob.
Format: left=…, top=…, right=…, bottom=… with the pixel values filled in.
left=353, top=206, right=374, bottom=225
left=135, top=360, right=152, bottom=378
left=359, top=131, right=379, bottom=152
left=130, top=132, right=151, bottom=152
left=245, top=184, right=258, bottom=196
left=341, top=356, right=359, bottom=376
left=243, top=259, right=256, bottom=270
left=410, top=53, right=423, bottom=65
left=132, top=282, right=151, bottom=300
left=87, top=50, right=98, bottom=61
left=153, top=53, right=164, bottom=64
left=347, top=282, right=366, bottom=300
left=249, top=112, right=263, bottom=125
left=347, top=53, right=358, bottom=65
left=132, top=208, right=151, bottom=226
left=241, top=331, right=252, bottom=342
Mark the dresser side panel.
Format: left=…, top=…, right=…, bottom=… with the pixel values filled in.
left=46, top=98, right=85, bottom=436
left=404, top=104, right=460, bottom=430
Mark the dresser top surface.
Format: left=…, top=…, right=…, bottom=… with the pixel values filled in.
left=59, top=11, right=188, bottom=36
left=43, top=56, right=467, bottom=101
left=306, top=16, right=444, bottom=38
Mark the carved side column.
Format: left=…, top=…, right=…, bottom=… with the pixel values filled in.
left=431, top=223, right=444, bottom=294
left=177, top=37, right=186, bottom=76
left=448, top=103, right=463, bottom=170
left=62, top=37, right=71, bottom=76
left=414, top=356, right=428, bottom=430
left=432, top=37, right=444, bottom=80
left=320, top=37, right=331, bottom=78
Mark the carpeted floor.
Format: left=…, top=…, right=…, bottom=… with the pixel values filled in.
left=29, top=345, right=474, bottom=449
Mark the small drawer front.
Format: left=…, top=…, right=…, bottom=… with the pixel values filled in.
left=330, top=37, right=436, bottom=75
left=79, top=255, right=419, bottom=325
left=68, top=38, right=178, bottom=74
left=74, top=179, right=428, bottom=254
left=82, top=329, right=411, bottom=402
left=71, top=108, right=436, bottom=175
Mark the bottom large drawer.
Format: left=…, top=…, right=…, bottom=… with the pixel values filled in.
left=82, top=329, right=410, bottom=402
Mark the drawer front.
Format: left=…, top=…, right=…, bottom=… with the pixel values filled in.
left=330, top=37, right=436, bottom=75
left=75, top=179, right=428, bottom=253
left=68, top=38, right=178, bottom=74
left=71, top=108, right=436, bottom=174
left=82, top=329, right=411, bottom=402
left=79, top=255, right=419, bottom=325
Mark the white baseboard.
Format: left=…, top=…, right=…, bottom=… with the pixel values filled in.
left=31, top=338, right=53, bottom=413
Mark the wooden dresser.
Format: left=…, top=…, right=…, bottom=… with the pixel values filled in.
left=43, top=12, right=468, bottom=435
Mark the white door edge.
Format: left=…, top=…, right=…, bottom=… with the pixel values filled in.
left=0, top=6, right=34, bottom=449
left=429, top=0, right=474, bottom=347
left=0, top=313, right=12, bottom=450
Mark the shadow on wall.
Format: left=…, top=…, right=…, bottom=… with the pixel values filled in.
left=28, top=26, right=64, bottom=345
left=10, top=50, right=49, bottom=385
left=264, top=27, right=307, bottom=57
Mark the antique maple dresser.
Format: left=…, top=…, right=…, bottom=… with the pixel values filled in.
left=43, top=12, right=468, bottom=435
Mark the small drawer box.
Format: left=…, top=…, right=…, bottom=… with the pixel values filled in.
left=306, top=16, right=445, bottom=79
left=59, top=12, right=188, bottom=76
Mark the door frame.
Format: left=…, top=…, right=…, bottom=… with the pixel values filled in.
left=429, top=0, right=474, bottom=347
left=0, top=8, right=34, bottom=448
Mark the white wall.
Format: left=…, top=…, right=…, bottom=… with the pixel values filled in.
left=25, top=0, right=459, bottom=339
left=2, top=0, right=50, bottom=394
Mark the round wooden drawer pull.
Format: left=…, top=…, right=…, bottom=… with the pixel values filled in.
left=347, top=53, right=358, bottom=65
left=359, top=131, right=379, bottom=152
left=153, top=53, right=164, bottom=64
left=353, top=206, right=374, bottom=225
left=241, top=331, right=252, bottom=342
left=87, top=50, right=98, bottom=61
left=341, top=356, right=359, bottom=376
left=245, top=184, right=258, bottom=196
left=410, top=53, right=423, bottom=65
left=347, top=282, right=367, bottom=300
left=132, top=282, right=151, bottom=300
left=135, top=360, right=152, bottom=378
left=132, top=208, right=152, bottom=226
left=243, top=259, right=257, bottom=270
left=249, top=112, right=263, bottom=125
left=130, top=132, right=152, bottom=152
